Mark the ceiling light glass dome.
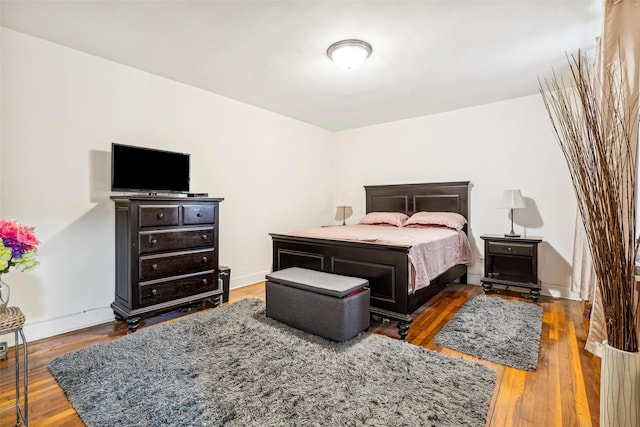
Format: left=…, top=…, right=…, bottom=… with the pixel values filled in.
left=327, top=39, right=372, bottom=71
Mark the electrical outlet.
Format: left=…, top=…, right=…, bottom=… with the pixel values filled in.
left=0, top=341, right=7, bottom=361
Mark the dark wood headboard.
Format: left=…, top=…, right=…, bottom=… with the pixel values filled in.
left=364, top=181, right=470, bottom=222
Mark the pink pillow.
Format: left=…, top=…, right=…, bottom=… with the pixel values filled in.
left=404, top=211, right=467, bottom=231
left=358, top=212, right=409, bottom=227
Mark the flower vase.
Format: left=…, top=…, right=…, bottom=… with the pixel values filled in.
left=0, top=276, right=9, bottom=313
left=600, top=341, right=640, bottom=427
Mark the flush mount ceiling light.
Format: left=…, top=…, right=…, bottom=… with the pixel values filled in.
left=327, top=39, right=372, bottom=71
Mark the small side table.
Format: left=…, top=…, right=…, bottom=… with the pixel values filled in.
left=480, top=234, right=542, bottom=302
left=0, top=307, right=28, bottom=426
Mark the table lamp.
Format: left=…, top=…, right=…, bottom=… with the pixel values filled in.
left=336, top=194, right=351, bottom=226
left=499, top=189, right=526, bottom=237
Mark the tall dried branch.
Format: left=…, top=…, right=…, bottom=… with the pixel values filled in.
left=539, top=51, right=639, bottom=352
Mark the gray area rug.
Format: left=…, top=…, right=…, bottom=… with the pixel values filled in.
left=434, top=294, right=543, bottom=371
left=49, top=298, right=496, bottom=427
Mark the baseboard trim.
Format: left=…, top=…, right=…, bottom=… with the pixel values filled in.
left=541, top=283, right=581, bottom=300
left=465, top=274, right=579, bottom=301
left=18, top=271, right=270, bottom=346
left=18, top=270, right=579, bottom=346
left=466, top=273, right=482, bottom=285
left=22, top=307, right=114, bottom=346
left=229, top=271, right=268, bottom=291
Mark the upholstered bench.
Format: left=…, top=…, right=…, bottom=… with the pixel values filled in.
left=265, top=267, right=370, bottom=342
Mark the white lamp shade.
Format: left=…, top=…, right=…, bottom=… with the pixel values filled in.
left=336, top=193, right=351, bottom=207
left=499, top=189, right=526, bottom=209
left=327, top=39, right=372, bottom=71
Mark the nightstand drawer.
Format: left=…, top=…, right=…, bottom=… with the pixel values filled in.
left=487, top=242, right=533, bottom=257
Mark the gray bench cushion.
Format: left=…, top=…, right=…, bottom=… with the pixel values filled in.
left=265, top=267, right=368, bottom=298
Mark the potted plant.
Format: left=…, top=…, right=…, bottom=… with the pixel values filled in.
left=0, top=219, right=39, bottom=311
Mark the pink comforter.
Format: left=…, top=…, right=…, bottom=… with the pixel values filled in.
left=286, top=224, right=473, bottom=292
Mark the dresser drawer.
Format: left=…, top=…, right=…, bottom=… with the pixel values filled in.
left=139, top=249, right=215, bottom=280
left=138, top=227, right=214, bottom=254
left=139, top=206, right=179, bottom=227
left=139, top=272, right=218, bottom=306
left=487, top=242, right=533, bottom=257
left=183, top=205, right=215, bottom=225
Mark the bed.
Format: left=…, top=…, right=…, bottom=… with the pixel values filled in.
left=270, top=181, right=470, bottom=339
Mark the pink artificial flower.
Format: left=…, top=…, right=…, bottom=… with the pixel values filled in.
left=0, top=219, right=19, bottom=239
left=16, top=225, right=39, bottom=249
left=0, top=218, right=39, bottom=273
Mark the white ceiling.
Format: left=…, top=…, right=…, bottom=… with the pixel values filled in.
left=1, top=0, right=602, bottom=131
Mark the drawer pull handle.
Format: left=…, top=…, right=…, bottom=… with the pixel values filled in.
left=196, top=212, right=203, bottom=217
left=151, top=264, right=158, bottom=270
left=507, top=247, right=512, bottom=252
left=202, top=279, right=208, bottom=285
left=151, top=289, right=158, bottom=296
left=201, top=234, right=208, bottom=240
left=157, top=213, right=164, bottom=219
left=202, top=256, right=208, bottom=263
left=150, top=239, right=157, bottom=246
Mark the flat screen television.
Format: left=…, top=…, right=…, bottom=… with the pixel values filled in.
left=111, top=143, right=190, bottom=194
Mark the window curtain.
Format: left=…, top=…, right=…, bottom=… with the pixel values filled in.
left=575, top=0, right=640, bottom=356
left=572, top=214, right=608, bottom=355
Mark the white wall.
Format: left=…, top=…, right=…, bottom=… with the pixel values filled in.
left=0, top=28, right=335, bottom=341
left=0, top=10, right=3, bottom=213
left=1, top=27, right=580, bottom=343
left=332, top=95, right=577, bottom=297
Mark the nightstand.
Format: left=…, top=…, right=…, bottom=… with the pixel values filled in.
left=480, top=234, right=542, bottom=301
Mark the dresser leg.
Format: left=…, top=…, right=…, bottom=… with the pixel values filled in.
left=530, top=289, right=540, bottom=302
left=113, top=312, right=124, bottom=322
left=482, top=282, right=493, bottom=294
left=397, top=320, right=410, bottom=340
left=127, top=317, right=141, bottom=332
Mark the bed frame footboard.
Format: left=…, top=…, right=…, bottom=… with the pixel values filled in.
left=271, top=234, right=411, bottom=313
left=270, top=181, right=470, bottom=339
left=270, top=234, right=467, bottom=339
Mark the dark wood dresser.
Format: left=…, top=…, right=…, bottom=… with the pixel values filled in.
left=111, top=196, right=224, bottom=331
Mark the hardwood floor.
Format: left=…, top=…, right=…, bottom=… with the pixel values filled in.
left=0, top=282, right=600, bottom=426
